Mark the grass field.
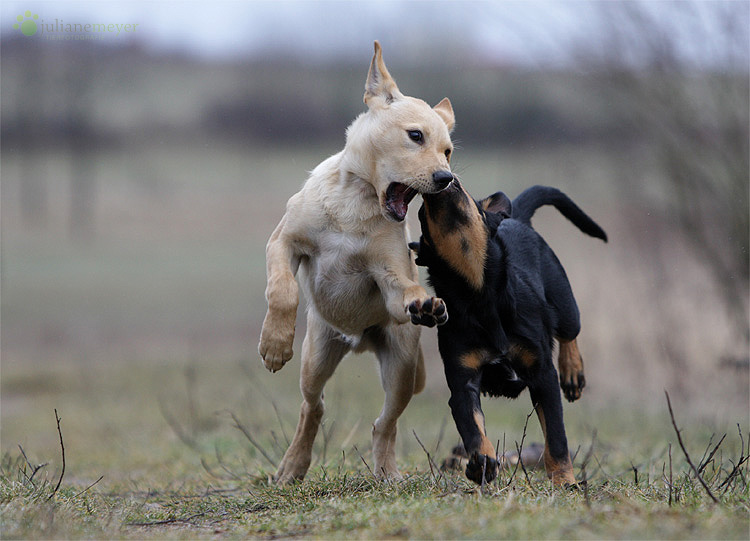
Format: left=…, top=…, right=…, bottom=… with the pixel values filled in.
left=2, top=143, right=748, bottom=538
left=1, top=356, right=748, bottom=539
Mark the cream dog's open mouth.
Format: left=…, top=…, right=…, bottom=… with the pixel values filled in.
left=385, top=182, right=418, bottom=221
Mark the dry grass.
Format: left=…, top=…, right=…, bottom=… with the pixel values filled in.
left=1, top=356, right=748, bottom=539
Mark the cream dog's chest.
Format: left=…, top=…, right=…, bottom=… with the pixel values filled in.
left=300, top=231, right=390, bottom=330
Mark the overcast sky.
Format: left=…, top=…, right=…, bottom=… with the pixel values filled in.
left=2, top=1, right=748, bottom=68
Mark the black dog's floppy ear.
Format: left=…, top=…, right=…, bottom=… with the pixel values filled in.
left=479, top=191, right=512, bottom=218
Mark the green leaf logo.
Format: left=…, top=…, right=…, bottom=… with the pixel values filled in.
left=13, top=10, right=39, bottom=36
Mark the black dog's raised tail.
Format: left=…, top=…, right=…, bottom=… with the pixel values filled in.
left=512, top=185, right=607, bottom=242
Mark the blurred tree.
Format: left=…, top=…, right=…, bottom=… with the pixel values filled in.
left=581, top=1, right=749, bottom=351
left=64, top=45, right=97, bottom=243
left=13, top=41, right=50, bottom=229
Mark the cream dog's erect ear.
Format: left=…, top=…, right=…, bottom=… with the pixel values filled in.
left=433, top=98, right=455, bottom=132
left=364, top=41, right=403, bottom=107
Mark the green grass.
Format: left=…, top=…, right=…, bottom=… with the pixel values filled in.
left=1, top=356, right=748, bottom=539
left=2, top=438, right=748, bottom=539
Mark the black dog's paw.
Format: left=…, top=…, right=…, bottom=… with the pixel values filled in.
left=465, top=452, right=498, bottom=485
left=407, top=297, right=448, bottom=327
left=560, top=371, right=586, bottom=402
left=558, top=340, right=586, bottom=402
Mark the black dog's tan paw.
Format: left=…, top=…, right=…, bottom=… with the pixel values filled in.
left=558, top=339, right=585, bottom=402
left=560, top=371, right=586, bottom=402
left=466, top=452, right=498, bottom=485
left=407, top=297, right=448, bottom=327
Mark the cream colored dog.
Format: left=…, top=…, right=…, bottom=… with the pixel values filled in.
left=258, top=41, right=455, bottom=483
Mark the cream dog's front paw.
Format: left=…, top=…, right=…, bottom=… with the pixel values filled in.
left=258, top=320, right=294, bottom=372
left=406, top=296, right=448, bottom=327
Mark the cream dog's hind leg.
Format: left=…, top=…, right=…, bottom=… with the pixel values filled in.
left=370, top=323, right=422, bottom=479
left=275, top=310, right=350, bottom=484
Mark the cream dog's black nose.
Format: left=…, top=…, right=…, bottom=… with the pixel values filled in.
left=432, top=170, right=454, bottom=189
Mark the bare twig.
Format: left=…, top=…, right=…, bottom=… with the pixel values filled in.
left=480, top=455, right=488, bottom=494
left=664, top=391, right=718, bottom=503
left=229, top=411, right=277, bottom=468
left=204, top=443, right=244, bottom=481
left=578, top=430, right=596, bottom=498
left=413, top=429, right=445, bottom=486
left=272, top=400, right=290, bottom=447
left=74, top=475, right=104, bottom=498
left=353, top=445, right=375, bottom=478
left=718, top=454, right=749, bottom=493
left=321, top=420, right=336, bottom=467
left=515, top=441, right=532, bottom=487
left=661, top=444, right=676, bottom=506
left=200, top=456, right=228, bottom=481
left=581, top=461, right=590, bottom=509
left=433, top=416, right=448, bottom=455
left=588, top=447, right=611, bottom=481
left=570, top=444, right=582, bottom=464
left=269, top=431, right=286, bottom=458
left=668, top=443, right=674, bottom=506
left=698, top=433, right=726, bottom=476
left=158, top=396, right=197, bottom=449
left=501, top=433, right=506, bottom=473
left=579, top=430, right=597, bottom=470
left=337, top=449, right=346, bottom=478
left=380, top=466, right=393, bottom=488
left=738, top=424, right=745, bottom=462
left=507, top=407, right=534, bottom=487
left=184, top=364, right=199, bottom=436
left=17, top=444, right=32, bottom=469
left=125, top=512, right=206, bottom=528
left=18, top=444, right=47, bottom=486
left=48, top=409, right=66, bottom=500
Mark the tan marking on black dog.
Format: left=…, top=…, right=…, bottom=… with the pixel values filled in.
left=535, top=403, right=576, bottom=486
left=509, top=343, right=537, bottom=368
left=423, top=183, right=487, bottom=290
left=558, top=339, right=582, bottom=374
left=478, top=198, right=496, bottom=212
left=460, top=349, right=488, bottom=371
left=558, top=338, right=585, bottom=401
left=542, top=447, right=576, bottom=486
left=473, top=410, right=497, bottom=458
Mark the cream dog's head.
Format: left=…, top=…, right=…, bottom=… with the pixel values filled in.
left=344, top=41, right=456, bottom=222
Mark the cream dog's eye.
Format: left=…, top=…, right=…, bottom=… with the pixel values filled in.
left=444, top=148, right=452, bottom=159
left=407, top=130, right=424, bottom=144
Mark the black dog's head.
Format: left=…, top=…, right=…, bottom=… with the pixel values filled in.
left=410, top=177, right=512, bottom=291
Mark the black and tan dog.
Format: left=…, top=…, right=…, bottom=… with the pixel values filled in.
left=410, top=180, right=606, bottom=486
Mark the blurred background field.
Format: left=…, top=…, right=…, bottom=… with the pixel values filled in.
left=1, top=0, right=748, bottom=512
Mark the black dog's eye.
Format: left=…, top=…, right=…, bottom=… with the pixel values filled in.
left=407, top=130, right=424, bottom=144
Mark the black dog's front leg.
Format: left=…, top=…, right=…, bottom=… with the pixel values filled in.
left=444, top=358, right=498, bottom=484
left=529, top=367, right=577, bottom=486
